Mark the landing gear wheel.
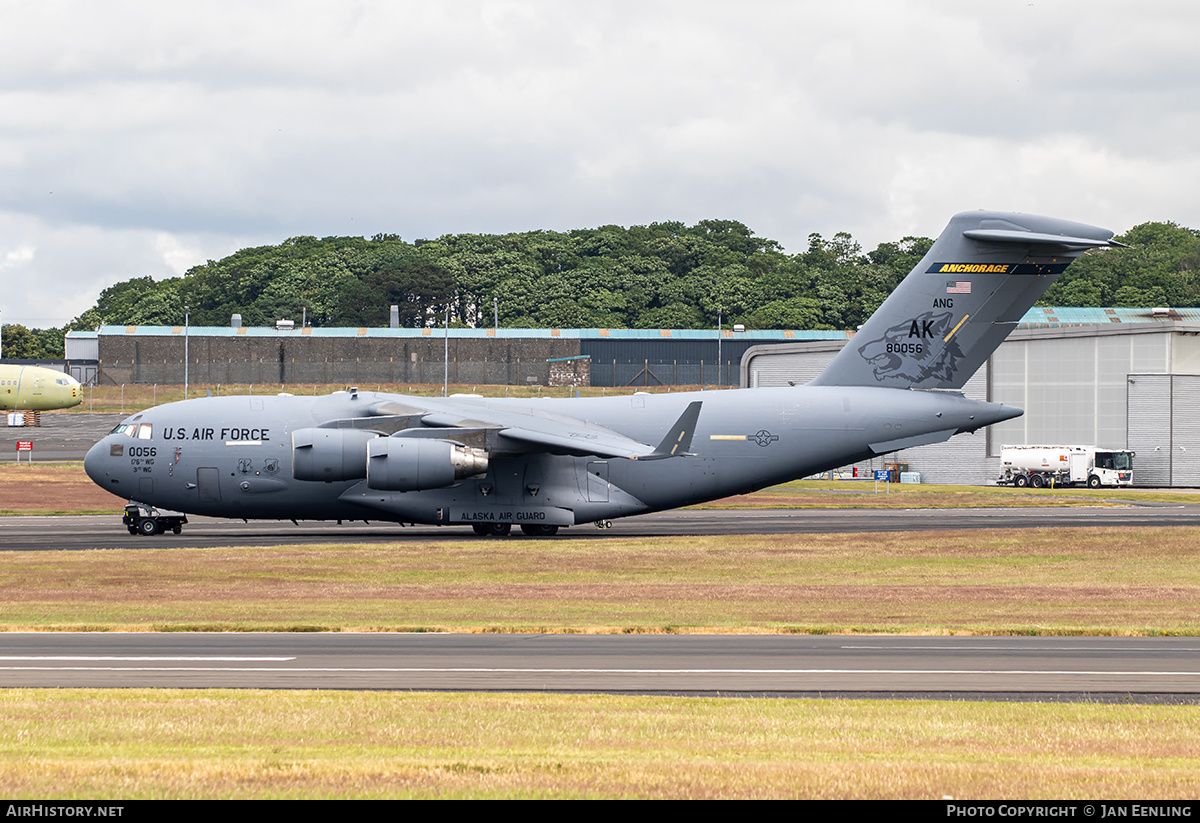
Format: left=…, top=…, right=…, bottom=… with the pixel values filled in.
left=472, top=524, right=490, bottom=536
left=138, top=518, right=160, bottom=536
left=487, top=523, right=511, bottom=537
left=1013, top=475, right=1028, bottom=488
left=1088, top=475, right=1102, bottom=489
left=520, top=524, right=559, bottom=537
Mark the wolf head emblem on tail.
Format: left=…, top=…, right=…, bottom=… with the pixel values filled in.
left=856, top=310, right=964, bottom=384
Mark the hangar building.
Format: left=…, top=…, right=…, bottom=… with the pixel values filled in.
left=742, top=307, right=1200, bottom=487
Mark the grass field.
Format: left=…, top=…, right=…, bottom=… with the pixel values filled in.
left=1, top=530, right=1197, bottom=799
left=3, top=443, right=1198, bottom=798
left=1, top=529, right=1197, bottom=635
left=0, top=690, right=1194, bottom=799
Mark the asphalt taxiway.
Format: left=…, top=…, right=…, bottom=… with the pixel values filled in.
left=0, top=633, right=1196, bottom=700
left=4, top=500, right=1200, bottom=551
left=0, top=412, right=124, bottom=461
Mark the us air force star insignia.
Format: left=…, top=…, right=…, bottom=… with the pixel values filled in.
left=750, top=430, right=779, bottom=447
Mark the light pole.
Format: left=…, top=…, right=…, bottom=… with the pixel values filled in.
left=184, top=305, right=189, bottom=400
left=494, top=297, right=498, bottom=332
left=444, top=304, right=450, bottom=397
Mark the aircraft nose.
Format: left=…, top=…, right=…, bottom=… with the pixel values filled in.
left=84, top=439, right=108, bottom=487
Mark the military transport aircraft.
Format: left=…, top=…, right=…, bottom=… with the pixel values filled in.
left=84, top=210, right=1121, bottom=536
left=0, top=364, right=81, bottom=411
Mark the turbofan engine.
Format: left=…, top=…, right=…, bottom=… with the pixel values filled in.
left=366, top=437, right=489, bottom=491
left=292, top=428, right=375, bottom=482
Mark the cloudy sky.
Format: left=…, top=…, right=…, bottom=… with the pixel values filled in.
left=3, top=0, right=1198, bottom=327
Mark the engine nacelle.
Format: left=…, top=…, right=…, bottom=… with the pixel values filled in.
left=366, top=437, right=488, bottom=491
left=292, top=428, right=376, bottom=482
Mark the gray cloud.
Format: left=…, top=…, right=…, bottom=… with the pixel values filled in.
left=2, top=0, right=1197, bottom=326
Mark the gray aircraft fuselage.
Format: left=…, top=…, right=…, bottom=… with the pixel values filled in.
left=84, top=385, right=1015, bottom=527
left=83, top=209, right=1122, bottom=534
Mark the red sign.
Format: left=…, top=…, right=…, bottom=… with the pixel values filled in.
left=15, top=441, right=32, bottom=452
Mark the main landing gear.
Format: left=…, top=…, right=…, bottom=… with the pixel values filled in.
left=470, top=523, right=561, bottom=537
left=472, top=523, right=512, bottom=537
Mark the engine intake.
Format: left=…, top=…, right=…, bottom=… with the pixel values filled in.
left=292, top=428, right=376, bottom=482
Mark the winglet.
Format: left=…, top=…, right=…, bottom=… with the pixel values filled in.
left=637, top=401, right=702, bottom=460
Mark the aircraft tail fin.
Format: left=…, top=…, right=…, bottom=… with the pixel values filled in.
left=809, top=210, right=1123, bottom=390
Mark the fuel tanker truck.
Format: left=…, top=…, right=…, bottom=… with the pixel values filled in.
left=997, top=445, right=1134, bottom=489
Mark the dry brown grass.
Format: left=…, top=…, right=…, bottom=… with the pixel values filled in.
left=1, top=529, right=1198, bottom=634
left=0, top=690, right=1196, bottom=799
left=0, top=462, right=124, bottom=514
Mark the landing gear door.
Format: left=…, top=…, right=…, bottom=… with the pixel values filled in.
left=586, top=461, right=609, bottom=503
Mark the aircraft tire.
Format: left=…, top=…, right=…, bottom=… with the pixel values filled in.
left=487, top=523, right=511, bottom=537
left=138, top=518, right=160, bottom=536
left=472, top=524, right=490, bottom=536
left=520, top=524, right=559, bottom=537
left=1088, top=475, right=1102, bottom=489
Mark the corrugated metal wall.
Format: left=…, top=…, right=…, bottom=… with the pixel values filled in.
left=1127, top=374, right=1200, bottom=486
left=987, top=332, right=1171, bottom=450
left=745, top=329, right=1200, bottom=486
left=1171, top=376, right=1200, bottom=486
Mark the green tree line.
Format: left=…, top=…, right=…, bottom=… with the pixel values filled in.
left=5, top=218, right=1199, bottom=359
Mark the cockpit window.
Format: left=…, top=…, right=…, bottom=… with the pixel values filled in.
left=109, top=424, right=129, bottom=435
left=138, top=424, right=153, bottom=439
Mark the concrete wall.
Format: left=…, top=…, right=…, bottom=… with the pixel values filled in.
left=98, top=334, right=584, bottom=387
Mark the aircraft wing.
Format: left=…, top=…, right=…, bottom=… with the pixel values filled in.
left=417, top=405, right=657, bottom=458
left=363, top=397, right=702, bottom=460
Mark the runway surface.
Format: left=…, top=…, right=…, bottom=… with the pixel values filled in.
left=1, top=633, right=1197, bottom=700
left=4, top=501, right=1200, bottom=550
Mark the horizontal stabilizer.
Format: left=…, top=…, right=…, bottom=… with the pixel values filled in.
left=961, top=229, right=1128, bottom=250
